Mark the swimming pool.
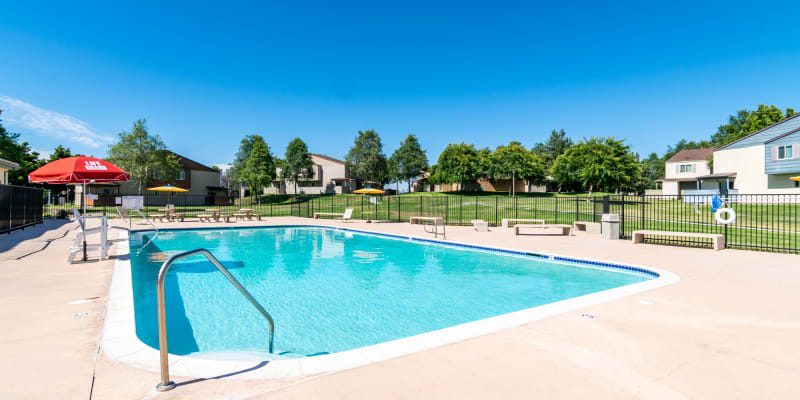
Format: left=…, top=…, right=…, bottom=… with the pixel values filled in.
left=128, top=226, right=659, bottom=360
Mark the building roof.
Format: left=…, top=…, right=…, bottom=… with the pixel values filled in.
left=763, top=127, right=800, bottom=144
left=697, top=173, right=737, bottom=179
left=0, top=158, right=20, bottom=170
left=168, top=151, right=218, bottom=173
left=715, top=113, right=800, bottom=151
left=657, top=177, right=699, bottom=182
left=310, top=153, right=345, bottom=165
left=666, top=148, right=714, bottom=163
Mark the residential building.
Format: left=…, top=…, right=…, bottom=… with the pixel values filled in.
left=260, top=154, right=368, bottom=195
left=658, top=148, right=714, bottom=196
left=713, top=113, right=800, bottom=195
left=0, top=158, right=20, bottom=185
left=77, top=152, right=226, bottom=206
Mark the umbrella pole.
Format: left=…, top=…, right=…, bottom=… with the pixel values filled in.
left=83, top=181, right=88, bottom=261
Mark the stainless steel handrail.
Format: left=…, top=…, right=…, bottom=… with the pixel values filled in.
left=155, top=248, right=275, bottom=392
left=136, top=209, right=158, bottom=234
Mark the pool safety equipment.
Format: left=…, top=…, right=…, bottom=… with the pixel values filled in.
left=711, top=195, right=736, bottom=225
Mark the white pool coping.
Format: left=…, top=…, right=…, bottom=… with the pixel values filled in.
left=101, top=225, right=679, bottom=380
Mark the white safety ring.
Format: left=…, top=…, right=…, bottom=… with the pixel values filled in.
left=715, top=208, right=736, bottom=224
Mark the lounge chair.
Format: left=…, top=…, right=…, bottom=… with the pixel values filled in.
left=116, top=206, right=153, bottom=225
left=314, top=208, right=353, bottom=221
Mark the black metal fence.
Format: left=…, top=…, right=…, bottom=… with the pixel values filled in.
left=41, top=192, right=800, bottom=254
left=1, top=184, right=44, bottom=234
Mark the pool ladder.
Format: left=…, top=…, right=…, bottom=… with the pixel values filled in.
left=155, top=248, right=275, bottom=392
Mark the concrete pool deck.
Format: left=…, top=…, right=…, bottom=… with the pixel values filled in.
left=1, top=217, right=798, bottom=399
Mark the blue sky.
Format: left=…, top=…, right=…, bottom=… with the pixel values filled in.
left=1, top=1, right=799, bottom=168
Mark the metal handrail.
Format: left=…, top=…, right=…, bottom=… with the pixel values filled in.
left=155, top=248, right=275, bottom=392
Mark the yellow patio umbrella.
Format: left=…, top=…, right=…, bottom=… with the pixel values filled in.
left=353, top=188, right=386, bottom=194
left=147, top=184, right=188, bottom=205
left=353, top=188, right=385, bottom=222
left=790, top=176, right=800, bottom=182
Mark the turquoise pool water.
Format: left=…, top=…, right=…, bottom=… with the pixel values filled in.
left=129, top=226, right=652, bottom=358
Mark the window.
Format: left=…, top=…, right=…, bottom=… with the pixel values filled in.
left=777, top=145, right=793, bottom=160
left=175, top=170, right=186, bottom=181
left=679, top=164, right=694, bottom=173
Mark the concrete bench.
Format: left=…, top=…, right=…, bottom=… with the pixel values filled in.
left=197, top=214, right=214, bottom=222
left=471, top=219, right=488, bottom=232
left=632, top=230, right=725, bottom=251
left=502, top=218, right=545, bottom=228
left=572, top=221, right=601, bottom=234
left=514, top=224, right=572, bottom=236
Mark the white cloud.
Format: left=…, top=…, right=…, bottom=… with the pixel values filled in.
left=0, top=96, right=111, bottom=148
left=33, top=148, right=52, bottom=160
left=213, top=163, right=231, bottom=173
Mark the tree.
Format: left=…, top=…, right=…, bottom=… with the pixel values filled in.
left=48, top=145, right=75, bottom=162
left=639, top=152, right=664, bottom=190
left=663, top=139, right=712, bottom=161
left=241, top=136, right=275, bottom=202
left=229, top=135, right=260, bottom=192
left=487, top=141, right=546, bottom=188
left=431, top=143, right=481, bottom=190
left=711, top=105, right=796, bottom=147
left=550, top=137, right=641, bottom=198
left=388, top=134, right=428, bottom=193
left=281, top=138, right=314, bottom=196
left=0, top=109, right=44, bottom=186
left=107, top=119, right=181, bottom=194
left=532, top=129, right=573, bottom=168
left=345, top=130, right=389, bottom=186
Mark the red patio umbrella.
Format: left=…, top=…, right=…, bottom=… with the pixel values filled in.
left=29, top=156, right=130, bottom=261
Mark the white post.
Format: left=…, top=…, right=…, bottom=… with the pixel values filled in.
left=100, top=216, right=108, bottom=260
left=82, top=181, right=87, bottom=261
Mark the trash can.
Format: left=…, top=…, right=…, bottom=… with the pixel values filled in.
left=601, top=214, right=620, bottom=240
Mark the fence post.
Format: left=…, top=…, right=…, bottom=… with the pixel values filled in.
left=641, top=194, right=645, bottom=230
left=621, top=195, right=626, bottom=238
left=459, top=195, right=463, bottom=224
left=514, top=195, right=517, bottom=220
left=495, top=196, right=498, bottom=225
left=445, top=196, right=449, bottom=225
left=575, top=196, right=579, bottom=223
left=554, top=196, right=558, bottom=224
